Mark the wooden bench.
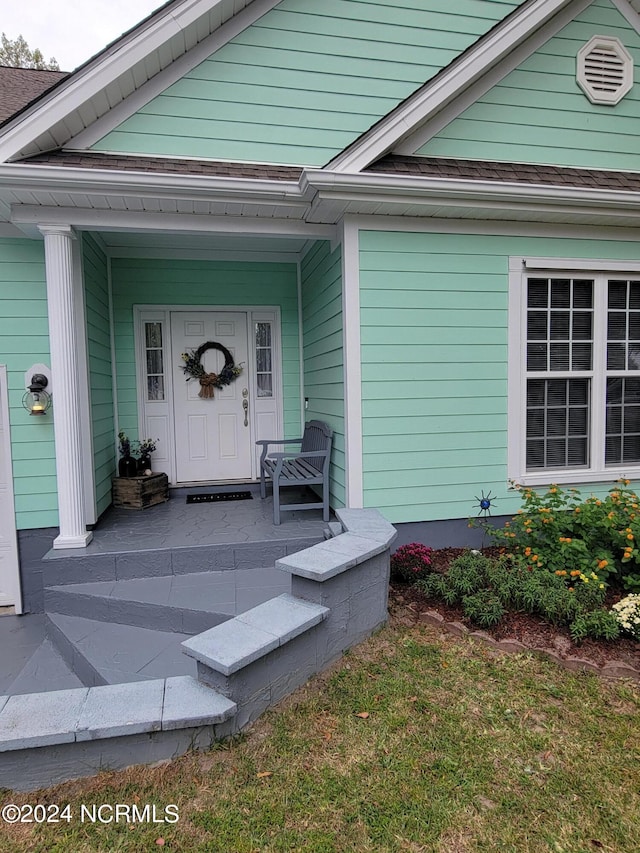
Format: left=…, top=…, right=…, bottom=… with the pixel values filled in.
left=257, top=420, right=333, bottom=525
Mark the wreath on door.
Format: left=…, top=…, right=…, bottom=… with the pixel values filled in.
left=180, top=341, right=243, bottom=398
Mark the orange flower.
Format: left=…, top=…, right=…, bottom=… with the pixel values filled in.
left=570, top=570, right=581, bottom=577
left=598, top=559, right=608, bottom=569
left=628, top=534, right=634, bottom=541
left=531, top=554, right=538, bottom=562
left=526, top=528, right=532, bottom=534
left=555, top=570, right=567, bottom=576
left=524, top=547, right=532, bottom=556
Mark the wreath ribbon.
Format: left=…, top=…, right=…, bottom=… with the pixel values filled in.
left=198, top=372, right=219, bottom=398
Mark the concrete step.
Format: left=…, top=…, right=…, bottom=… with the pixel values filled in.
left=46, top=613, right=196, bottom=687
left=44, top=567, right=291, bottom=633
left=4, top=639, right=84, bottom=696
left=42, top=536, right=324, bottom=585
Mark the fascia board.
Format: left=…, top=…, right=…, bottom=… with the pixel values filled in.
left=0, top=0, right=248, bottom=163
left=67, top=0, right=282, bottom=151
left=326, top=0, right=577, bottom=173
left=0, top=163, right=305, bottom=205
left=611, top=0, right=640, bottom=32
left=303, top=170, right=640, bottom=212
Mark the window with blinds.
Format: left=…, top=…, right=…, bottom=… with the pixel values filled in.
left=524, top=276, right=640, bottom=474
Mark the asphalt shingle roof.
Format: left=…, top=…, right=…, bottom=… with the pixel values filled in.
left=366, top=154, right=640, bottom=193
left=0, top=66, right=67, bottom=124
left=21, top=150, right=304, bottom=181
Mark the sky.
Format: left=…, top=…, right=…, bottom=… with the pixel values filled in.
left=2, top=0, right=165, bottom=72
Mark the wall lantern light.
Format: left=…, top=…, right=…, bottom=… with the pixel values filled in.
left=22, top=374, right=52, bottom=416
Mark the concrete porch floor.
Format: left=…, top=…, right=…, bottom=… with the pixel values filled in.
left=1, top=484, right=332, bottom=697
left=54, top=482, right=331, bottom=555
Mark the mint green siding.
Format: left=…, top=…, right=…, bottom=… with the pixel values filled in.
left=417, top=0, right=640, bottom=170
left=0, top=238, right=57, bottom=529
left=94, top=0, right=517, bottom=166
left=359, top=229, right=640, bottom=524
left=83, top=235, right=115, bottom=517
left=301, top=241, right=345, bottom=507
left=111, top=258, right=300, bottom=441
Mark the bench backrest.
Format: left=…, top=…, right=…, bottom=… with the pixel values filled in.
left=300, top=420, right=333, bottom=473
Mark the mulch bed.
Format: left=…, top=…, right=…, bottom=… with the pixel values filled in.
left=390, top=547, right=640, bottom=675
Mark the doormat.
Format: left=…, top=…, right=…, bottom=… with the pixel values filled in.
left=186, top=491, right=253, bottom=504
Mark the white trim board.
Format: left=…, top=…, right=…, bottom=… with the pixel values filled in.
left=396, top=0, right=595, bottom=156
left=133, top=304, right=284, bottom=485
left=0, top=365, right=22, bottom=614
left=67, top=0, right=282, bottom=151
left=340, top=217, right=363, bottom=509
left=507, top=258, right=640, bottom=486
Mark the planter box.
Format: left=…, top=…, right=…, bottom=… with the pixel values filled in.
left=112, top=473, right=169, bottom=510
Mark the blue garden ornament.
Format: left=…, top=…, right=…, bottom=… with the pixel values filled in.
left=474, top=490, right=496, bottom=517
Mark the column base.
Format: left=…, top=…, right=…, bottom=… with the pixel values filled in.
left=52, top=531, right=93, bottom=550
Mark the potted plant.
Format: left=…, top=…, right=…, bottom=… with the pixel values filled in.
left=135, top=437, right=158, bottom=474
left=117, top=431, right=138, bottom=478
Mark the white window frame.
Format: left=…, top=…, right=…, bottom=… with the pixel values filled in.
left=508, top=257, right=640, bottom=486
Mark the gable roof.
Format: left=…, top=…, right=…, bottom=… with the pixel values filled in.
left=0, top=67, right=67, bottom=124
left=0, top=0, right=264, bottom=163
left=328, top=0, right=640, bottom=172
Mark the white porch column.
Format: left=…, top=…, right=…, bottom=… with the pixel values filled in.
left=40, top=225, right=93, bottom=548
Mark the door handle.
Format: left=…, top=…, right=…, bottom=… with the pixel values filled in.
left=243, top=398, right=248, bottom=427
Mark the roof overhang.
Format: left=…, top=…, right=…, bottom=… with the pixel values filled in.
left=302, top=170, right=640, bottom=228
left=2, top=159, right=640, bottom=239
left=0, top=0, right=278, bottom=163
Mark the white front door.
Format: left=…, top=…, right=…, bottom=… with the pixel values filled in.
left=170, top=311, right=252, bottom=483
left=0, top=366, right=21, bottom=612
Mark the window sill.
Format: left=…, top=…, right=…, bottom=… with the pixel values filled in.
left=514, top=468, right=639, bottom=488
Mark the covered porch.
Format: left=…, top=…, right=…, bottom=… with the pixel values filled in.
left=23, top=208, right=347, bottom=551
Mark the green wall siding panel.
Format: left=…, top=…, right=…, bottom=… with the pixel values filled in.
left=0, top=238, right=58, bottom=530
left=94, top=0, right=517, bottom=166
left=301, top=241, right=345, bottom=507
left=82, top=234, right=116, bottom=518
left=359, top=228, right=640, bottom=525
left=417, top=0, right=640, bottom=170
left=111, top=257, right=301, bottom=446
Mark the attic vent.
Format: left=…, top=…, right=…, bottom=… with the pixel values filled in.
left=577, top=36, right=633, bottom=105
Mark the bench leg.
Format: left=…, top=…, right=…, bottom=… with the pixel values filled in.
left=260, top=466, right=267, bottom=499
left=322, top=485, right=329, bottom=522
left=273, top=481, right=281, bottom=525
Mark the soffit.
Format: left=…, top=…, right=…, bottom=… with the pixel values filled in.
left=0, top=0, right=257, bottom=162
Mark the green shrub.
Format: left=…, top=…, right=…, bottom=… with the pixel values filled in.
left=570, top=611, right=620, bottom=643
left=476, top=480, right=640, bottom=592
left=461, top=589, right=505, bottom=628
left=416, top=551, right=619, bottom=643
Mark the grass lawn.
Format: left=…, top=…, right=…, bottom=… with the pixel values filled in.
left=2, top=612, right=639, bottom=853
